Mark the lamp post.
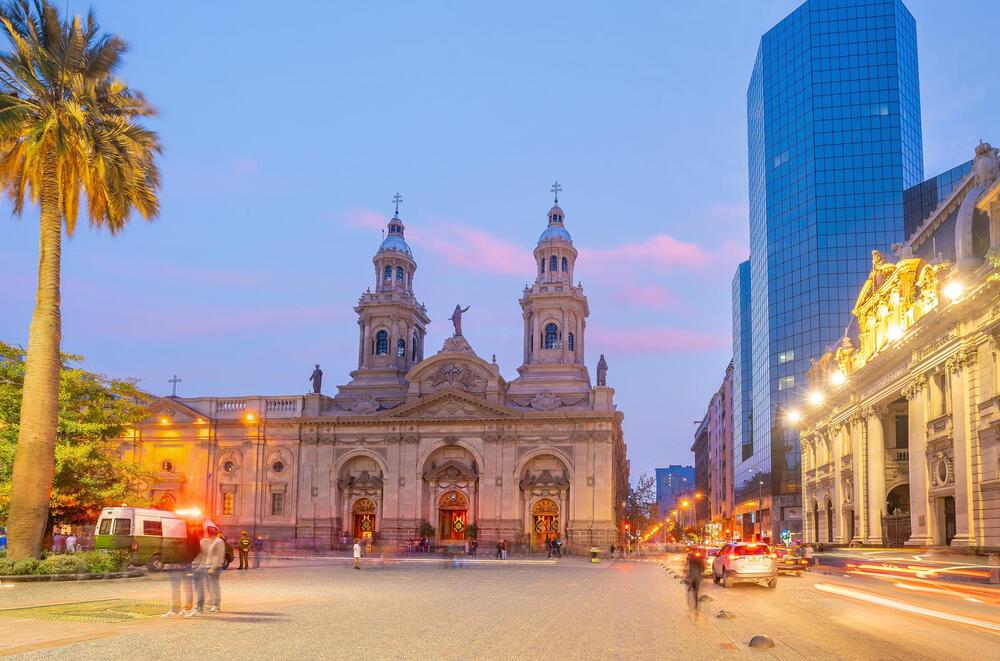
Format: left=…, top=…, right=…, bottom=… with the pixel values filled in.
left=757, top=479, right=764, bottom=541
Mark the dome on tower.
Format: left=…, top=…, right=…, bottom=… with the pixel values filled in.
left=378, top=215, right=412, bottom=256
left=538, top=205, right=572, bottom=242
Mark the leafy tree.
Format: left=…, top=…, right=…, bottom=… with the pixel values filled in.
left=0, top=340, right=152, bottom=528
left=0, top=0, right=161, bottom=558
left=624, top=473, right=657, bottom=536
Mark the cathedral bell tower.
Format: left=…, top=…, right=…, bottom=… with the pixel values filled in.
left=508, top=183, right=592, bottom=399
left=336, top=194, right=431, bottom=409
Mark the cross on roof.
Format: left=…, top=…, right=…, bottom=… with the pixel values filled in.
left=168, top=374, right=182, bottom=397
left=392, top=192, right=403, bottom=216
left=550, top=181, right=562, bottom=205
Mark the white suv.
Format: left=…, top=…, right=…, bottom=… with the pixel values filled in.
left=711, top=542, right=778, bottom=588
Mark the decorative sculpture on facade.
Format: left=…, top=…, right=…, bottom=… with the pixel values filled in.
left=449, top=304, right=470, bottom=336
left=596, top=354, right=608, bottom=386
left=309, top=364, right=323, bottom=394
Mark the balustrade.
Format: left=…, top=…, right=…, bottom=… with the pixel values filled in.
left=886, top=448, right=909, bottom=463
left=216, top=399, right=247, bottom=413
left=926, top=413, right=952, bottom=444
left=265, top=398, right=299, bottom=414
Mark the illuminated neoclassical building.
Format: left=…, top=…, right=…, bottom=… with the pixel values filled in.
left=798, top=143, right=1000, bottom=551
left=122, top=194, right=628, bottom=550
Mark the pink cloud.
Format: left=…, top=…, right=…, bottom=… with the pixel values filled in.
left=619, top=284, right=680, bottom=309
left=580, top=235, right=711, bottom=270
left=344, top=209, right=388, bottom=230
left=589, top=325, right=729, bottom=355
left=411, top=225, right=534, bottom=277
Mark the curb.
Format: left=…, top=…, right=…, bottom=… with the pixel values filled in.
left=0, top=568, right=146, bottom=583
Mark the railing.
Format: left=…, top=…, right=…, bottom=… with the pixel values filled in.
left=886, top=449, right=909, bottom=463
left=216, top=399, right=247, bottom=413
left=926, top=414, right=952, bottom=443
left=265, top=398, right=299, bottom=414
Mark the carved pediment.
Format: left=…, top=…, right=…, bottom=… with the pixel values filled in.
left=424, top=459, right=477, bottom=481
left=382, top=390, right=516, bottom=420
left=424, top=361, right=487, bottom=394
left=338, top=469, right=384, bottom=491
left=143, top=398, right=209, bottom=425
left=520, top=469, right=570, bottom=490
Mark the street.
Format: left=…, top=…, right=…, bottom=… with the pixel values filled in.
left=1, top=552, right=996, bottom=659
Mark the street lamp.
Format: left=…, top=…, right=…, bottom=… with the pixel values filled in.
left=757, top=479, right=764, bottom=541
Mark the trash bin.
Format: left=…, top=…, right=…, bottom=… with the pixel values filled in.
left=590, top=547, right=600, bottom=563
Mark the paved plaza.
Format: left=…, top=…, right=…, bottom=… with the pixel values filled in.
left=2, top=553, right=997, bottom=659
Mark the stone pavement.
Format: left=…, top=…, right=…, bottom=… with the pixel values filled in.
left=1, top=554, right=996, bottom=659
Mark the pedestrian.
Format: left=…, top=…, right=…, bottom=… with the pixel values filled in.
left=610, top=542, right=616, bottom=558
left=802, top=543, right=815, bottom=568
left=501, top=538, right=508, bottom=560
left=65, top=530, right=78, bottom=553
left=237, top=530, right=251, bottom=570
left=470, top=538, right=478, bottom=558
left=555, top=537, right=562, bottom=558
left=0, top=527, right=6, bottom=552
left=686, top=550, right=706, bottom=620
left=188, top=526, right=226, bottom=617
left=253, top=535, right=264, bottom=569
left=51, top=529, right=65, bottom=554
left=163, top=532, right=198, bottom=618
left=353, top=538, right=362, bottom=569
left=545, top=537, right=552, bottom=559
left=496, top=540, right=502, bottom=559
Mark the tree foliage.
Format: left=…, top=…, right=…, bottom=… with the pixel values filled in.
left=624, top=472, right=657, bottom=534
left=0, top=340, right=152, bottom=524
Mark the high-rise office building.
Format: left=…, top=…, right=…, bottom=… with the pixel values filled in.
left=903, top=160, right=973, bottom=240
left=740, top=0, right=924, bottom=541
left=655, top=465, right=694, bottom=518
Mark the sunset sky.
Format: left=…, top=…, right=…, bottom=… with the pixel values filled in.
left=1, top=0, right=998, bottom=479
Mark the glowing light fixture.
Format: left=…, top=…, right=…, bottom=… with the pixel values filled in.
left=887, top=324, right=903, bottom=341
left=943, top=281, right=964, bottom=302
left=175, top=507, right=203, bottom=518
left=787, top=409, right=802, bottom=425
left=159, top=416, right=170, bottom=425
left=243, top=411, right=256, bottom=423
left=808, top=390, right=824, bottom=406
left=830, top=370, right=847, bottom=386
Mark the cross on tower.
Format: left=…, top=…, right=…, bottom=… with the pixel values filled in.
left=168, top=374, right=182, bottom=397
left=550, top=181, right=562, bottom=205
left=392, top=192, right=403, bottom=216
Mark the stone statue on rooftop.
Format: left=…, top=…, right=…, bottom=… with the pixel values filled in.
left=309, top=364, right=323, bottom=394
left=450, top=304, right=470, bottom=336
left=597, top=354, right=608, bottom=386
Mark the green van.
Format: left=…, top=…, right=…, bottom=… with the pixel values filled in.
left=94, top=507, right=232, bottom=571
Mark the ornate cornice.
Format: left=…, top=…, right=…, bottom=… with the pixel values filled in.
left=902, top=375, right=928, bottom=400
left=946, top=350, right=970, bottom=373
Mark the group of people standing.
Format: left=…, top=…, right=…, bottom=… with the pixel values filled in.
left=164, top=529, right=254, bottom=618
left=545, top=537, right=563, bottom=559
left=50, top=527, right=92, bottom=554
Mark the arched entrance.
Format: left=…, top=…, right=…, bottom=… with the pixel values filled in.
left=438, top=490, right=468, bottom=541
left=531, top=498, right=560, bottom=550
left=352, top=497, right=377, bottom=541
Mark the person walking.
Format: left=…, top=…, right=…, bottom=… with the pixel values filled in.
left=51, top=529, right=65, bottom=554
left=610, top=542, right=616, bottom=558
left=686, top=551, right=706, bottom=620
left=353, top=538, right=362, bottom=570
left=237, top=531, right=251, bottom=570
left=65, top=531, right=78, bottom=553
left=188, top=527, right=226, bottom=617
left=470, top=538, right=478, bottom=558
left=501, top=538, right=508, bottom=560
left=802, top=543, right=815, bottom=569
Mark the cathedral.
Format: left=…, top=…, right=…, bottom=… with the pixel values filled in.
left=125, top=192, right=629, bottom=551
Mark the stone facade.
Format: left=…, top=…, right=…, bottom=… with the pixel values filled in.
left=123, top=197, right=628, bottom=551
left=798, top=143, right=1000, bottom=551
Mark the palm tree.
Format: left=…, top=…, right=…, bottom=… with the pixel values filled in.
left=0, top=0, right=160, bottom=559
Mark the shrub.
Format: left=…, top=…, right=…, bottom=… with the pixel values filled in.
left=80, top=550, right=130, bottom=574
left=0, top=557, right=15, bottom=575
left=11, top=558, right=39, bottom=575
left=36, top=554, right=88, bottom=575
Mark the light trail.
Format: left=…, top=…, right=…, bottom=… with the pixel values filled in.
left=815, top=583, right=1000, bottom=635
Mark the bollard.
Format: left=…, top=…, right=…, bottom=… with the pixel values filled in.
left=716, top=610, right=736, bottom=619
left=748, top=635, right=775, bottom=650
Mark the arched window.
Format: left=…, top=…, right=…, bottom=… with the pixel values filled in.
left=568, top=332, right=575, bottom=351
left=561, top=257, right=568, bottom=272
left=375, top=330, right=388, bottom=355
left=549, top=255, right=558, bottom=271
left=383, top=265, right=392, bottom=280
left=397, top=338, right=406, bottom=357
left=396, top=266, right=404, bottom=281
left=544, top=323, right=559, bottom=349
left=412, top=334, right=418, bottom=361
left=540, top=258, right=545, bottom=273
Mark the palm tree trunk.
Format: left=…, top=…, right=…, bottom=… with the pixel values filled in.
left=7, top=152, right=62, bottom=560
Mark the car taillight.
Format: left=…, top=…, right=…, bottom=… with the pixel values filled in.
left=800, top=559, right=808, bottom=564
left=769, top=553, right=777, bottom=559
left=729, top=554, right=738, bottom=561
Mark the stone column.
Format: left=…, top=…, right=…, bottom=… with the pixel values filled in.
left=905, top=376, right=933, bottom=545
left=361, top=321, right=372, bottom=369
left=832, top=427, right=845, bottom=544
left=523, top=314, right=531, bottom=364
left=851, top=415, right=865, bottom=543
left=560, top=308, right=568, bottom=362
left=866, top=407, right=887, bottom=545
left=948, top=352, right=976, bottom=547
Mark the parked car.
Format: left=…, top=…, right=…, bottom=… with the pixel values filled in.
left=686, top=546, right=721, bottom=576
left=773, top=546, right=809, bottom=576
left=94, top=507, right=232, bottom=571
left=711, top=542, right=778, bottom=588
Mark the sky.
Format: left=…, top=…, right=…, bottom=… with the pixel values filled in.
left=1, top=1, right=999, bottom=481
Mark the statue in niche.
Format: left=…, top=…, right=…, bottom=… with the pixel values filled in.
left=596, top=354, right=608, bottom=386
left=309, top=364, right=323, bottom=394
left=450, top=304, right=470, bottom=336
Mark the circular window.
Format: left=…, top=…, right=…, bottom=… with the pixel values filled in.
left=161, top=460, right=174, bottom=473
left=272, top=460, right=285, bottom=474
left=936, top=459, right=949, bottom=485
left=223, top=461, right=236, bottom=474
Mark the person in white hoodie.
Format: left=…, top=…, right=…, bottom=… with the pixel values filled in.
left=187, top=527, right=226, bottom=617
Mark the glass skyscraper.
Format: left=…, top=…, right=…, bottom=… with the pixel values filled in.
left=739, top=0, right=924, bottom=541
left=731, top=260, right=753, bottom=464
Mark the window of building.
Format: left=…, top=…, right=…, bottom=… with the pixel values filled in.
left=272, top=460, right=285, bottom=474
left=223, top=460, right=235, bottom=474
left=375, top=330, right=388, bottom=355
left=894, top=415, right=909, bottom=449
left=383, top=265, right=391, bottom=280
left=222, top=492, right=235, bottom=515
left=568, top=332, right=574, bottom=351
left=161, top=460, right=174, bottom=473
left=549, top=256, right=558, bottom=271
left=777, top=375, right=794, bottom=391
left=271, top=493, right=284, bottom=517
left=561, top=257, right=568, bottom=272
left=396, top=266, right=404, bottom=281
left=540, top=258, right=545, bottom=273
left=777, top=350, right=795, bottom=364
left=142, top=520, right=162, bottom=536
left=412, top=334, right=418, bottom=361
left=544, top=323, right=559, bottom=349
left=397, top=338, right=406, bottom=358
